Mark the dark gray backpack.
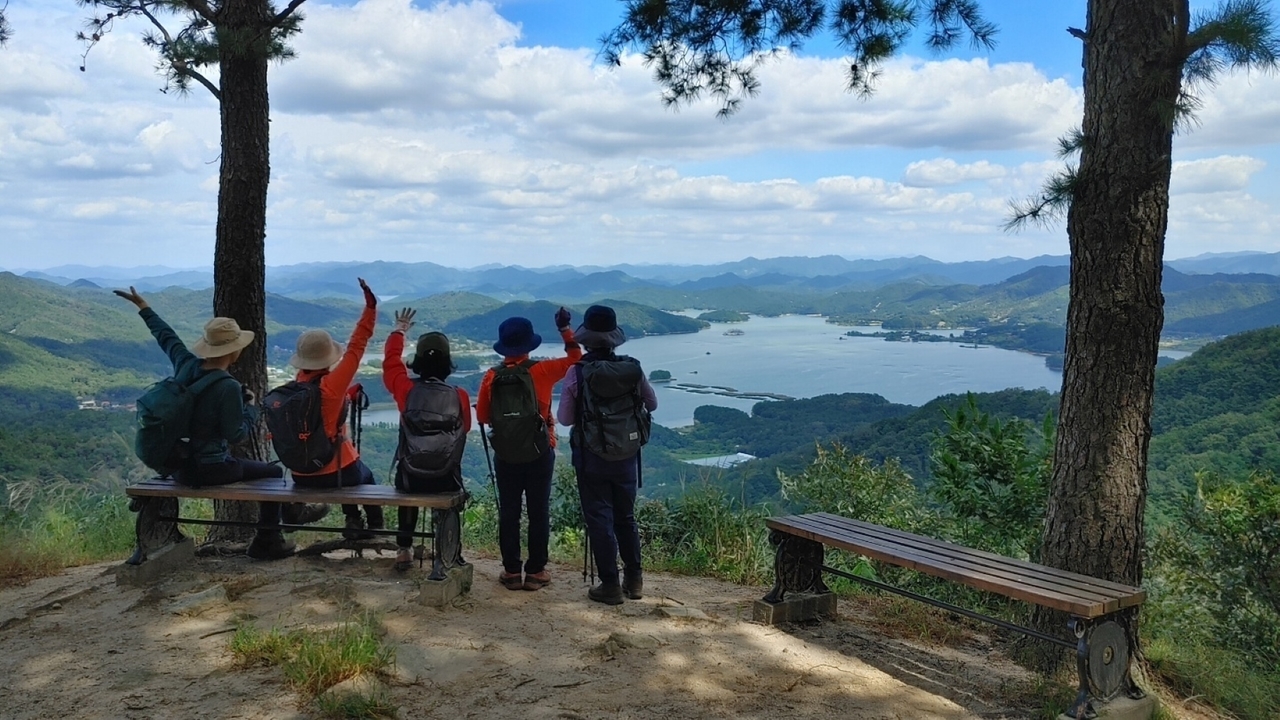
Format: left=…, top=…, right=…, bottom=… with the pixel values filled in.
left=574, top=357, right=651, bottom=462
left=397, top=379, right=466, bottom=487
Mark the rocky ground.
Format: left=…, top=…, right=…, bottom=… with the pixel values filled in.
left=0, top=547, right=1057, bottom=720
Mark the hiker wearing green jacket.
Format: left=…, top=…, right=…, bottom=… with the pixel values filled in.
left=116, top=286, right=297, bottom=560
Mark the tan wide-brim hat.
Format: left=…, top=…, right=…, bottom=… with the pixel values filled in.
left=290, top=329, right=343, bottom=370
left=191, top=317, right=255, bottom=359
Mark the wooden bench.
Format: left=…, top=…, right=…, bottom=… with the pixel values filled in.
left=761, top=512, right=1147, bottom=720
left=125, top=477, right=468, bottom=581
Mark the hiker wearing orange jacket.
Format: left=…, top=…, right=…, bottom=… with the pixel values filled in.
left=288, top=278, right=383, bottom=540
left=382, top=309, right=473, bottom=571
left=476, top=308, right=581, bottom=591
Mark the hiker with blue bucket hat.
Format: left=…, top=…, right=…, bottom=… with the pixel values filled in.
left=477, top=309, right=581, bottom=591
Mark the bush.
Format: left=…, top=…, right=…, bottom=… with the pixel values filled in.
left=1148, top=471, right=1280, bottom=670
left=928, top=394, right=1053, bottom=559
left=778, top=443, right=925, bottom=530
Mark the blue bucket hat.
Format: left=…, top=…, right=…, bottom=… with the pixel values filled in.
left=493, top=316, right=542, bottom=357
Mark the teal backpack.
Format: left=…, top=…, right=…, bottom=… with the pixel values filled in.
left=134, top=370, right=233, bottom=474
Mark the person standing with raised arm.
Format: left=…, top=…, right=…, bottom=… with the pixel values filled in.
left=476, top=307, right=581, bottom=591
left=557, top=305, right=657, bottom=604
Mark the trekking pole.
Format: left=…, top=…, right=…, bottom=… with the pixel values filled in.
left=350, top=386, right=369, bottom=453
left=477, top=418, right=500, bottom=514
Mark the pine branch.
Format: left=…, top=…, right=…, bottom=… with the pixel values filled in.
left=178, top=0, right=215, bottom=23
left=270, top=0, right=308, bottom=28
left=138, top=2, right=220, bottom=100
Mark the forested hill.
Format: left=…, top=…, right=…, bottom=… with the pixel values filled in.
left=653, top=326, right=1280, bottom=521
left=1147, top=327, right=1280, bottom=519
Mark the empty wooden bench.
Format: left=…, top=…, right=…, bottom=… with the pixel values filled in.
left=761, top=512, right=1147, bottom=719
left=125, top=477, right=468, bottom=581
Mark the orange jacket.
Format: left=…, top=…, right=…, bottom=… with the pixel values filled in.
left=476, top=327, right=580, bottom=449
left=291, top=305, right=377, bottom=477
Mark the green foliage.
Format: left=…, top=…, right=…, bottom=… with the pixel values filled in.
left=0, top=476, right=137, bottom=584
left=1144, top=636, right=1280, bottom=720
left=779, top=444, right=923, bottom=528
left=602, top=0, right=994, bottom=116
left=929, top=395, right=1053, bottom=558
left=1149, top=472, right=1280, bottom=670
left=635, top=485, right=773, bottom=585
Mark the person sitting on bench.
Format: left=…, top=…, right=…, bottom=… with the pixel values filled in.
left=381, top=308, right=471, bottom=572
left=114, top=286, right=295, bottom=560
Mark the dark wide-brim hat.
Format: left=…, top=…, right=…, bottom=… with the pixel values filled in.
left=409, top=331, right=452, bottom=374
left=493, top=316, right=542, bottom=357
left=573, top=304, right=626, bottom=348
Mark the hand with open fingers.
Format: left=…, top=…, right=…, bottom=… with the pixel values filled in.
left=555, top=306, right=571, bottom=330
left=393, top=307, right=417, bottom=334
left=113, top=286, right=149, bottom=311
left=358, top=277, right=377, bottom=309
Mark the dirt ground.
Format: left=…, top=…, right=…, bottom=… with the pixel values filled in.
left=0, top=546, right=1055, bottom=720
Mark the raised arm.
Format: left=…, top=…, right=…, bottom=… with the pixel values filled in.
left=382, top=307, right=416, bottom=412
left=324, top=279, right=378, bottom=397
left=116, top=286, right=194, bottom=371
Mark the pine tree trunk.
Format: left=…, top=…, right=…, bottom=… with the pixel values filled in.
left=207, top=0, right=274, bottom=543
left=1028, top=0, right=1183, bottom=670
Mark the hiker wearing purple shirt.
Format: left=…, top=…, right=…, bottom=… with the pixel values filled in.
left=556, top=304, right=658, bottom=605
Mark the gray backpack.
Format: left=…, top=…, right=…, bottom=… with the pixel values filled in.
left=397, top=379, right=466, bottom=487
left=574, top=358, right=651, bottom=462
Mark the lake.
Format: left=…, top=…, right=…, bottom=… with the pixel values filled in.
left=363, top=314, right=1065, bottom=428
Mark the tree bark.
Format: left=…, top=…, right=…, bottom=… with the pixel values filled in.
left=1029, top=0, right=1182, bottom=670
left=207, top=0, right=275, bottom=543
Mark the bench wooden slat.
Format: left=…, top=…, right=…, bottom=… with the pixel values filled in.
left=796, top=513, right=1143, bottom=604
left=769, top=514, right=1143, bottom=618
left=779, top=515, right=1122, bottom=613
left=126, top=478, right=466, bottom=509
left=808, top=512, right=1144, bottom=598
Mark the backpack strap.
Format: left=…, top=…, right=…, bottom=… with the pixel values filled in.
left=187, top=369, right=234, bottom=396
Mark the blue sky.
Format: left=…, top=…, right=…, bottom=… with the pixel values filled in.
left=0, top=0, right=1277, bottom=270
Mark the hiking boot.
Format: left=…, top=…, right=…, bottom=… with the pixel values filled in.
left=246, top=531, right=296, bottom=561
left=281, top=503, right=330, bottom=530
left=394, top=547, right=413, bottom=573
left=588, top=583, right=624, bottom=605
left=623, top=572, right=643, bottom=600
left=342, top=514, right=374, bottom=541
left=523, top=570, right=551, bottom=591
left=499, top=571, right=524, bottom=591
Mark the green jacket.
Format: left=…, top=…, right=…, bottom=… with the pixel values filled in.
left=141, top=308, right=259, bottom=465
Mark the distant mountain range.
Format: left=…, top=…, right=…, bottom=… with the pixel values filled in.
left=9, top=251, right=1278, bottom=302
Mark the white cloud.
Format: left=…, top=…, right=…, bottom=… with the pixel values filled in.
left=903, top=158, right=1008, bottom=187
left=1171, top=155, right=1265, bottom=195
left=0, top=0, right=1275, bottom=270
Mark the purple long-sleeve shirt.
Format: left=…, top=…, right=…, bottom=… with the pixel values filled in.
left=557, top=354, right=658, bottom=475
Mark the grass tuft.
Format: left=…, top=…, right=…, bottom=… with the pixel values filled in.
left=1145, top=637, right=1280, bottom=720
left=229, top=612, right=395, bottom=699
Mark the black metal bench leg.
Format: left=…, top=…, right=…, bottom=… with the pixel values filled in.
left=127, top=496, right=187, bottom=566
left=428, top=507, right=464, bottom=581
left=762, top=530, right=830, bottom=604
left=1067, top=618, right=1097, bottom=720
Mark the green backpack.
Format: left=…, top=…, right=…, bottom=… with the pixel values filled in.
left=134, top=370, right=232, bottom=474
left=486, top=360, right=548, bottom=463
